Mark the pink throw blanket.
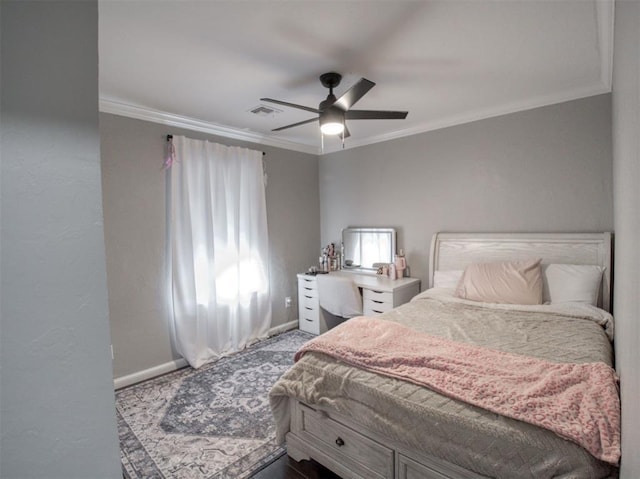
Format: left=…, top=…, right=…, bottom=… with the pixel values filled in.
left=295, top=316, right=620, bottom=464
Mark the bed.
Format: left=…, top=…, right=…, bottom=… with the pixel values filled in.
left=270, top=233, right=619, bottom=479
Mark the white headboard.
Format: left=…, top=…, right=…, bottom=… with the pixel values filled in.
left=429, top=232, right=613, bottom=312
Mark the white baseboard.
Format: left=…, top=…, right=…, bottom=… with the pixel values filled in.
left=114, top=320, right=300, bottom=390
left=267, top=319, right=299, bottom=337
left=114, top=358, right=189, bottom=390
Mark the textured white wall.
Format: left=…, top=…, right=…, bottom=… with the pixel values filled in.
left=0, top=1, right=121, bottom=477
left=612, top=1, right=640, bottom=477
left=320, top=95, right=613, bottom=291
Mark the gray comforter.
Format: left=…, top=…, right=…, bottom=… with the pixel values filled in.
left=270, top=289, right=618, bottom=479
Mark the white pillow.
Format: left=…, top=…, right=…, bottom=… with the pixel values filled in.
left=542, top=264, right=604, bottom=306
left=433, top=270, right=464, bottom=289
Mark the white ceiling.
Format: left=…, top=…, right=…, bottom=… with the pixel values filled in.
left=99, top=0, right=613, bottom=155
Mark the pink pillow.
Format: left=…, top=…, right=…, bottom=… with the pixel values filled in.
left=455, top=259, right=543, bottom=305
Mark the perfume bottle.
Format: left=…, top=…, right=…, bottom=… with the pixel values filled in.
left=395, top=249, right=407, bottom=279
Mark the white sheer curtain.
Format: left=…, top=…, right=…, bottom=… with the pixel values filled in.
left=169, top=135, right=271, bottom=368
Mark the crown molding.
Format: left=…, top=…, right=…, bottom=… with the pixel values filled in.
left=99, top=99, right=320, bottom=156
left=102, top=81, right=610, bottom=158
left=321, top=83, right=612, bottom=154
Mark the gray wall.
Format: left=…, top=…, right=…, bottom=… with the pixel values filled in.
left=612, top=1, right=640, bottom=477
left=0, top=1, right=121, bottom=477
left=320, top=94, right=613, bottom=289
left=100, top=113, right=320, bottom=379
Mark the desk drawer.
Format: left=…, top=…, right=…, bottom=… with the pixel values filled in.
left=363, top=299, right=393, bottom=316
left=298, top=284, right=318, bottom=299
left=298, top=405, right=393, bottom=479
left=298, top=276, right=317, bottom=289
left=299, top=306, right=320, bottom=334
left=299, top=292, right=318, bottom=311
left=363, top=288, right=393, bottom=304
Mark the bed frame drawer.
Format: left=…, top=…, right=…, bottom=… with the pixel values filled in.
left=287, top=401, right=489, bottom=479
left=295, top=404, right=394, bottom=479
left=398, top=454, right=451, bottom=479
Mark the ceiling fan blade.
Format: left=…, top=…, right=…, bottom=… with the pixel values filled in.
left=345, top=110, right=408, bottom=120
left=334, top=78, right=375, bottom=111
left=272, top=117, right=319, bottom=132
left=260, top=98, right=320, bottom=114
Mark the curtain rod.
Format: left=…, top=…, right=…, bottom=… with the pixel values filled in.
left=166, top=134, right=265, bottom=155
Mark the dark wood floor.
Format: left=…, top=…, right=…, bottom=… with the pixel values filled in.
left=250, top=453, right=342, bottom=479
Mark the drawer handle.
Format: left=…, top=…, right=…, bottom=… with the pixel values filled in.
left=335, top=437, right=345, bottom=447
left=373, top=310, right=383, bottom=314
left=371, top=290, right=383, bottom=294
left=372, top=300, right=384, bottom=304
left=305, top=295, right=313, bottom=299
left=305, top=307, right=313, bottom=310
left=304, top=287, right=313, bottom=291
left=305, top=318, right=313, bottom=322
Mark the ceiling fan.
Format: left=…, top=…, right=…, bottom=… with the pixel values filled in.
left=261, top=72, right=408, bottom=138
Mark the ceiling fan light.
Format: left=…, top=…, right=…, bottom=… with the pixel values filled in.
left=320, top=121, right=344, bottom=135
left=320, top=108, right=345, bottom=135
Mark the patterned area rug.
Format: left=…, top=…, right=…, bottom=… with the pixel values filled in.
left=116, top=329, right=313, bottom=479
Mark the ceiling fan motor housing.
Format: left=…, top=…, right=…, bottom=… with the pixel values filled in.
left=319, top=95, right=338, bottom=111
left=319, top=73, right=345, bottom=130
left=319, top=72, right=342, bottom=91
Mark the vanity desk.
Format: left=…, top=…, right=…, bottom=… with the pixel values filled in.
left=297, top=271, right=421, bottom=335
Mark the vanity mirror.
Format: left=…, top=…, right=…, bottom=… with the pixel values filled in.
left=342, top=227, right=397, bottom=272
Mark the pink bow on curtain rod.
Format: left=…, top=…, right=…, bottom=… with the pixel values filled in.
left=163, top=135, right=177, bottom=170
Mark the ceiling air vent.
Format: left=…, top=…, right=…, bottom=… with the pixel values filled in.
left=248, top=104, right=282, bottom=117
